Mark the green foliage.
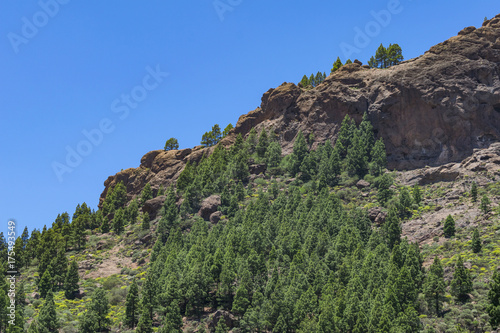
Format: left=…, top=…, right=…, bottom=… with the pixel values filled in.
left=471, top=228, right=481, bottom=253
left=141, top=212, right=150, bottom=231
left=201, top=124, right=223, bottom=147
left=256, top=128, right=269, bottom=159
left=141, top=183, right=153, bottom=205
left=398, top=187, right=413, bottom=219
left=112, top=208, right=126, bottom=234
left=265, top=141, right=282, bottom=169
left=370, top=43, right=404, bottom=68
left=423, top=256, right=445, bottom=316
left=127, top=199, right=139, bottom=224
left=39, top=268, right=52, bottom=298
left=471, top=181, right=478, bottom=202
left=37, top=290, right=59, bottom=333
left=480, top=194, right=491, bottom=214
left=412, top=184, right=422, bottom=206
left=86, top=287, right=110, bottom=331
left=299, top=71, right=326, bottom=87
left=443, top=215, right=455, bottom=238
left=222, top=123, right=234, bottom=137
left=125, top=279, right=140, bottom=328
left=488, top=271, right=500, bottom=329
left=331, top=57, right=343, bottom=72
left=164, top=137, right=179, bottom=151
left=376, top=173, right=394, bottom=205
left=383, top=206, right=401, bottom=250
left=387, top=43, right=404, bottom=66
left=451, top=255, right=473, bottom=302
left=290, top=131, right=308, bottom=176
left=64, top=260, right=79, bottom=299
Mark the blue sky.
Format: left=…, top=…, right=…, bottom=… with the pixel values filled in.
left=1, top=1, right=499, bottom=236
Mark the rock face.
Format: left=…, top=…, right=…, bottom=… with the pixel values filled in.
left=99, top=15, right=500, bottom=205
left=231, top=15, right=500, bottom=171
left=142, top=196, right=166, bottom=220
left=402, top=142, right=500, bottom=186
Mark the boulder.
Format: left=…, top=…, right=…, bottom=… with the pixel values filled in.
left=142, top=196, right=166, bottom=219
left=207, top=310, right=236, bottom=332
left=356, top=179, right=370, bottom=189
left=210, top=211, right=223, bottom=224
left=198, top=195, right=221, bottom=220
left=249, top=164, right=266, bottom=175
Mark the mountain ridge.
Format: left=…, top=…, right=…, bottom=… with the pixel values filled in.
left=99, top=13, right=500, bottom=208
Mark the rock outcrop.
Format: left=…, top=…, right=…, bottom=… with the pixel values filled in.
left=100, top=14, right=500, bottom=206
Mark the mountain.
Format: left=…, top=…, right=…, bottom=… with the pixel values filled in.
left=100, top=14, right=500, bottom=210
left=11, top=13, right=500, bottom=333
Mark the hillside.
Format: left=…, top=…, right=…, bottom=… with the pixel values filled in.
left=4, top=13, right=500, bottom=333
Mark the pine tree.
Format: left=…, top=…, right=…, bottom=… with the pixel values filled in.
left=387, top=43, right=404, bottom=66
left=423, top=256, right=445, bottom=316
left=412, top=184, right=422, bottom=206
left=299, top=75, right=310, bottom=87
left=331, top=57, right=343, bottom=72
left=100, top=216, right=110, bottom=233
left=232, top=283, right=250, bottom=316
left=309, top=73, right=315, bottom=87
left=78, top=310, right=99, bottom=333
left=450, top=255, right=473, bottom=302
left=336, top=114, right=355, bottom=159
left=64, top=260, right=79, bottom=299
left=471, top=181, right=478, bottom=202
left=127, top=199, right=139, bottom=224
left=37, top=290, right=59, bottom=333
left=375, top=44, right=388, bottom=68
left=369, top=138, right=387, bottom=176
left=246, top=128, right=258, bottom=154
left=346, top=129, right=368, bottom=177
left=398, top=187, right=413, bottom=219
left=136, top=306, right=153, bottom=333
left=265, top=141, right=282, bottom=169
left=377, top=173, right=394, bottom=205
left=471, top=228, right=482, bottom=253
left=358, top=112, right=374, bottom=158
left=481, top=194, right=491, bottom=214
left=256, top=129, right=269, bottom=158
left=0, top=289, right=7, bottom=332
left=383, top=206, right=401, bottom=250
left=443, top=215, right=455, bottom=238
left=164, top=138, right=179, bottom=151
left=222, top=123, right=234, bottom=137
left=141, top=183, right=153, bottom=205
left=113, top=208, right=125, bottom=234
left=92, top=287, right=110, bottom=331
left=142, top=212, right=150, bottom=231
left=125, top=279, right=140, bottom=328
left=487, top=271, right=500, bottom=329
left=345, top=59, right=353, bottom=64
left=368, top=56, right=377, bottom=68
left=290, top=131, right=308, bottom=176
left=39, top=268, right=52, bottom=298
left=160, top=302, right=183, bottom=333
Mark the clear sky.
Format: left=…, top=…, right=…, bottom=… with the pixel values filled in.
left=1, top=1, right=499, bottom=236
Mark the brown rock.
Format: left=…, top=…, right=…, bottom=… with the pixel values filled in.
left=210, top=211, right=223, bottom=224
left=142, top=196, right=166, bottom=220
left=31, top=292, right=40, bottom=300
left=198, top=195, right=221, bottom=220
left=249, top=164, right=266, bottom=175
left=140, top=233, right=152, bottom=245
left=207, top=310, right=236, bottom=332
left=356, top=179, right=370, bottom=189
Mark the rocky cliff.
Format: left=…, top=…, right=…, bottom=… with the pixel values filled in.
left=100, top=14, right=500, bottom=206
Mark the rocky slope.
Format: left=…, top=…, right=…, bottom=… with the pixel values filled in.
left=100, top=14, right=500, bottom=207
